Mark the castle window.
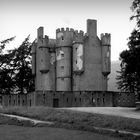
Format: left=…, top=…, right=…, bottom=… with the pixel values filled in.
left=76, top=60, right=77, bottom=64
left=18, top=100, right=20, bottom=105
left=22, top=100, right=24, bottom=105
left=61, top=77, right=64, bottom=81
left=30, top=99, right=32, bottom=106
left=67, top=98, right=68, bottom=102
left=103, top=98, right=105, bottom=104
left=18, top=95, right=20, bottom=99
left=61, top=53, right=64, bottom=57
left=62, top=36, right=64, bottom=40
left=43, top=94, right=45, bottom=104
left=61, top=66, right=64, bottom=69
left=97, top=98, right=100, bottom=103
left=75, top=98, right=77, bottom=102
left=107, top=51, right=110, bottom=57
left=14, top=100, right=15, bottom=105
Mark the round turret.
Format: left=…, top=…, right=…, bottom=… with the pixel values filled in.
left=36, top=27, right=53, bottom=91
left=56, top=28, right=74, bottom=47
left=101, top=33, right=111, bottom=76
left=73, top=30, right=85, bottom=73
left=38, top=35, right=50, bottom=73
left=56, top=28, right=74, bottom=91
left=101, top=33, right=111, bottom=46
left=31, top=41, right=37, bottom=75
left=73, top=30, right=84, bottom=43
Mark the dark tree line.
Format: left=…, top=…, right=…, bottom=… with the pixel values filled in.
left=117, top=0, right=140, bottom=99
left=0, top=36, right=34, bottom=94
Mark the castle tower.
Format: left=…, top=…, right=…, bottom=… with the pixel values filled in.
left=101, top=33, right=111, bottom=90
left=73, top=30, right=84, bottom=72
left=72, top=19, right=110, bottom=91
left=48, top=39, right=56, bottom=91
left=72, top=30, right=84, bottom=90
left=32, top=19, right=111, bottom=93
left=35, top=27, right=51, bottom=91
left=56, top=28, right=74, bottom=91
left=31, top=40, right=37, bottom=76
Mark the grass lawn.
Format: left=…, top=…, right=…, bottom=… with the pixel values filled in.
left=0, top=124, right=121, bottom=140
left=0, top=107, right=140, bottom=139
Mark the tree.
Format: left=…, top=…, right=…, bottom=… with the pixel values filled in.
left=10, top=36, right=35, bottom=94
left=130, top=0, right=140, bottom=28
left=117, top=0, right=140, bottom=99
left=0, top=37, right=15, bottom=94
left=0, top=68, right=14, bottom=94
left=0, top=36, right=35, bottom=94
left=0, top=37, right=15, bottom=54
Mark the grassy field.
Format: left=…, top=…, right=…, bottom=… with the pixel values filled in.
left=0, top=113, right=122, bottom=140
left=0, top=107, right=140, bottom=139
left=0, top=124, right=121, bottom=140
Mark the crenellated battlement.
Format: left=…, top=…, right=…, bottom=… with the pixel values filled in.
left=100, top=33, right=111, bottom=46
left=43, top=35, right=49, bottom=46
left=56, top=27, right=74, bottom=47
left=73, top=30, right=84, bottom=43
left=56, top=28, right=74, bottom=33
left=37, top=27, right=49, bottom=46
left=74, top=30, right=84, bottom=35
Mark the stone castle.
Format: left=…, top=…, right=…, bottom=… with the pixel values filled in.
left=1, top=19, right=135, bottom=108
left=32, top=19, right=111, bottom=92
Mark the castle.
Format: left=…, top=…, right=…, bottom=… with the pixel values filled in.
left=32, top=19, right=111, bottom=92
left=1, top=19, right=135, bottom=108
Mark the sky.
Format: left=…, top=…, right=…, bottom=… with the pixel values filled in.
left=0, top=0, right=135, bottom=61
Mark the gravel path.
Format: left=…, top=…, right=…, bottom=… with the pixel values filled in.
left=0, top=113, right=54, bottom=125
left=65, top=107, right=140, bottom=119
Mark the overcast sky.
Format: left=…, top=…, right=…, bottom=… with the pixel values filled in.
left=0, top=0, right=135, bottom=61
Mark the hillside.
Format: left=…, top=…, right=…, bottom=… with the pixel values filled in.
left=108, top=61, right=121, bottom=91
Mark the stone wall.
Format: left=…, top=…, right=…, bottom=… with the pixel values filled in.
left=1, top=91, right=136, bottom=108
left=2, top=94, right=27, bottom=107
left=113, top=92, right=136, bottom=107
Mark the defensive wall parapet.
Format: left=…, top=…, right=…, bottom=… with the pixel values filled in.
left=1, top=91, right=136, bottom=108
